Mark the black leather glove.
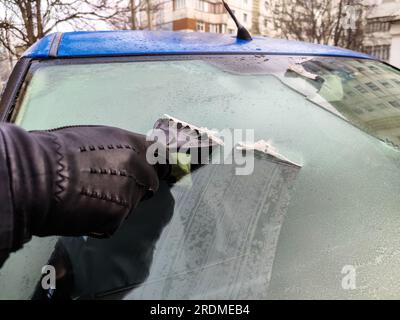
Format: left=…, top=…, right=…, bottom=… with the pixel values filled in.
left=0, top=124, right=161, bottom=249
left=150, top=117, right=220, bottom=182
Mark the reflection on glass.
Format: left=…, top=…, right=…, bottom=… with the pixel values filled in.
left=283, top=58, right=400, bottom=148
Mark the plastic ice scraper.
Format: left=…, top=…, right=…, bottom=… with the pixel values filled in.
left=236, top=139, right=302, bottom=168
left=151, top=114, right=223, bottom=181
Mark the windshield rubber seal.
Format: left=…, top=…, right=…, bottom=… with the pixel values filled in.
left=0, top=57, right=32, bottom=122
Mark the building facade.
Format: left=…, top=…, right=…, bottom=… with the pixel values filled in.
left=139, top=0, right=275, bottom=37
left=364, top=0, right=400, bottom=67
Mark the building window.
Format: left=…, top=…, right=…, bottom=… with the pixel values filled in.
left=215, top=3, right=224, bottom=13
left=209, top=23, right=223, bottom=33
left=209, top=2, right=223, bottom=14
left=389, top=100, right=400, bottom=109
left=365, top=82, right=380, bottom=91
left=210, top=23, right=216, bottom=33
left=174, top=0, right=185, bottom=10
left=364, top=45, right=391, bottom=61
left=264, top=18, right=268, bottom=28
left=347, top=90, right=356, bottom=97
left=366, top=20, right=390, bottom=33
left=377, top=103, right=387, bottom=109
left=365, top=105, right=374, bottom=112
left=243, top=13, right=247, bottom=23
left=196, top=21, right=205, bottom=32
left=379, top=80, right=393, bottom=89
left=392, top=78, right=400, bottom=86
left=355, top=85, right=367, bottom=94
left=196, top=0, right=205, bottom=11
left=221, top=24, right=227, bottom=33
left=353, top=108, right=363, bottom=115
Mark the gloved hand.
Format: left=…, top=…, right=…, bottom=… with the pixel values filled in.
left=150, top=117, right=221, bottom=182
left=0, top=124, right=163, bottom=249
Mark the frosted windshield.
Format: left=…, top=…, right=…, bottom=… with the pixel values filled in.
left=3, top=56, right=400, bottom=299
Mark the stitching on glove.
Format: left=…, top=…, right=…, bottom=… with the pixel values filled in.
left=80, top=187, right=128, bottom=207
left=50, top=134, right=68, bottom=202
left=88, top=167, right=150, bottom=189
left=79, top=144, right=137, bottom=153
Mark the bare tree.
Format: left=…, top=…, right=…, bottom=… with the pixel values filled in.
left=272, top=0, right=373, bottom=51
left=0, top=45, right=12, bottom=93
left=130, top=0, right=137, bottom=29
left=0, top=0, right=120, bottom=58
left=107, top=0, right=162, bottom=31
left=145, top=0, right=151, bottom=30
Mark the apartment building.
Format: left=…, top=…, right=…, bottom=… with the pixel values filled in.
left=364, top=0, right=400, bottom=67
left=141, top=0, right=275, bottom=37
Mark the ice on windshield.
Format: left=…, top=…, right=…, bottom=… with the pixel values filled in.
left=15, top=56, right=400, bottom=150
left=7, top=56, right=400, bottom=299
left=55, top=150, right=300, bottom=299
left=125, top=154, right=299, bottom=299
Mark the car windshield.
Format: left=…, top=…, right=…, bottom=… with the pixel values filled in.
left=2, top=55, right=400, bottom=299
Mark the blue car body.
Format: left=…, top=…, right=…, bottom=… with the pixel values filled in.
left=24, top=30, right=373, bottom=60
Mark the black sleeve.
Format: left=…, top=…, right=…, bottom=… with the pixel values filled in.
left=0, top=127, right=15, bottom=268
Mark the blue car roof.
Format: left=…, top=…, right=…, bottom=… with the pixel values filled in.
left=23, top=30, right=373, bottom=60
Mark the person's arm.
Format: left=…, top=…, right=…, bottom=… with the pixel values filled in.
left=0, top=127, right=15, bottom=266
left=0, top=123, right=165, bottom=268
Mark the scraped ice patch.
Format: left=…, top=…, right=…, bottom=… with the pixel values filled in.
left=124, top=152, right=301, bottom=299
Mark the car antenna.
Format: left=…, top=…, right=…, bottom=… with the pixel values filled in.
left=222, top=0, right=252, bottom=41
